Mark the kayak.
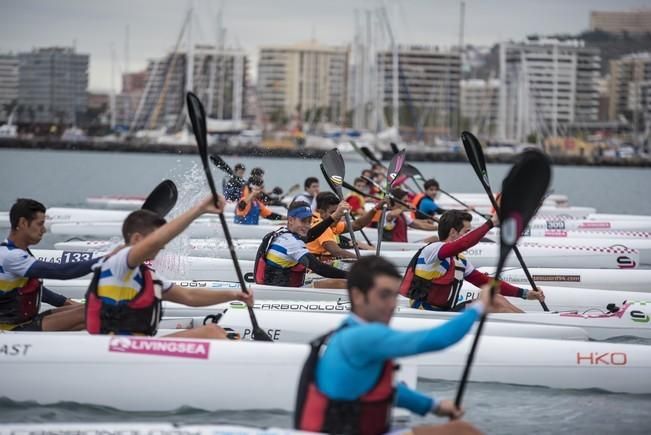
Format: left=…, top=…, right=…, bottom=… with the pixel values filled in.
left=528, top=218, right=651, bottom=232
left=158, top=298, right=651, bottom=341
left=0, top=424, right=306, bottom=434
left=520, top=228, right=651, bottom=240
left=478, top=267, right=651, bottom=292
left=588, top=213, right=651, bottom=222
left=2, top=332, right=649, bottom=400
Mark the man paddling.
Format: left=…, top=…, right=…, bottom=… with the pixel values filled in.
left=1, top=199, right=97, bottom=332
left=292, top=177, right=320, bottom=211
left=400, top=210, right=545, bottom=313
left=86, top=195, right=253, bottom=339
left=307, top=192, right=378, bottom=260
left=254, top=201, right=348, bottom=288
left=234, top=176, right=285, bottom=225
left=295, top=255, right=484, bottom=435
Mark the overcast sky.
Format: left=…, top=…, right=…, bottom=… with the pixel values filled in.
left=1, top=0, right=649, bottom=92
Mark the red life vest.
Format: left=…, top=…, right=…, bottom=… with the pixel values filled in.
left=399, top=244, right=467, bottom=310
left=295, top=330, right=395, bottom=435
left=254, top=229, right=307, bottom=287
left=85, top=264, right=163, bottom=335
left=383, top=213, right=409, bottom=243
left=0, top=242, right=43, bottom=324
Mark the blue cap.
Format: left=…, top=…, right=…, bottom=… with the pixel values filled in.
left=288, top=206, right=312, bottom=219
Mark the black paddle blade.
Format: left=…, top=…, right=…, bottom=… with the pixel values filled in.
left=187, top=92, right=219, bottom=203
left=361, top=146, right=383, bottom=166
left=321, top=149, right=346, bottom=198
left=142, top=180, right=178, bottom=217
left=210, top=154, right=235, bottom=177
left=497, top=149, right=552, bottom=269
left=399, top=163, right=420, bottom=179
left=461, top=131, right=490, bottom=190
left=320, top=163, right=339, bottom=194
left=386, top=149, right=406, bottom=188
left=390, top=142, right=400, bottom=155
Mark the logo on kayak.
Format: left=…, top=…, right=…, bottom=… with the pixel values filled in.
left=531, top=274, right=581, bottom=282
left=630, top=310, right=650, bottom=323
left=616, top=256, right=637, bottom=269
left=544, top=230, right=567, bottom=237
left=576, top=352, right=627, bottom=366
left=546, top=221, right=565, bottom=230
left=579, top=222, right=611, bottom=229
left=108, top=337, right=210, bottom=359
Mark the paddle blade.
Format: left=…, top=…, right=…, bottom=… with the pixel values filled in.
left=210, top=154, right=234, bottom=177
left=390, top=142, right=400, bottom=155
left=399, top=163, right=420, bottom=179
left=320, top=163, right=339, bottom=195
left=387, top=149, right=406, bottom=188
left=321, top=149, right=346, bottom=198
left=142, top=180, right=178, bottom=217
left=497, top=149, right=552, bottom=270
left=361, top=146, right=383, bottom=166
left=461, top=131, right=490, bottom=190
left=187, top=92, right=219, bottom=201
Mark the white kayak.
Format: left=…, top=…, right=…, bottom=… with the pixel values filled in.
left=86, top=195, right=144, bottom=209
left=587, top=213, right=651, bottom=222
left=479, top=267, right=651, bottom=292
left=1, top=424, right=306, bottom=435
left=528, top=218, right=651, bottom=232
left=2, top=332, right=649, bottom=400
left=521, top=228, right=651, bottom=240
left=163, top=299, right=650, bottom=340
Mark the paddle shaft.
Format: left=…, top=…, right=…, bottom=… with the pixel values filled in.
left=335, top=185, right=361, bottom=258
left=375, top=204, right=387, bottom=256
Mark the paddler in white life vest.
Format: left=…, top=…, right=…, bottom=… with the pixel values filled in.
left=399, top=210, right=545, bottom=313
left=254, top=201, right=348, bottom=288
left=86, top=195, right=253, bottom=339
left=295, top=255, right=485, bottom=435
left=0, top=199, right=99, bottom=332
left=307, top=192, right=379, bottom=260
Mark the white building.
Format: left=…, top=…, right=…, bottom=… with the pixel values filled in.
left=460, top=79, right=499, bottom=136
left=498, top=39, right=600, bottom=142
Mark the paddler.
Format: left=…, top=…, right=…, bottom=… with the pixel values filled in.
left=412, top=178, right=446, bottom=217
left=222, top=162, right=246, bottom=201
left=253, top=201, right=348, bottom=288
left=234, top=176, right=285, bottom=225
left=292, top=177, right=320, bottom=211
left=295, top=255, right=484, bottom=435
left=307, top=192, right=379, bottom=260
left=400, top=210, right=545, bottom=312
left=85, top=195, right=253, bottom=338
left=1, top=199, right=98, bottom=332
left=382, top=188, right=437, bottom=243
left=344, top=177, right=368, bottom=217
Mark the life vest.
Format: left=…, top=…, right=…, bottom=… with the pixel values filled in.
left=0, top=242, right=43, bottom=324
left=85, top=264, right=163, bottom=335
left=254, top=229, right=307, bottom=287
left=295, top=329, right=395, bottom=435
left=410, top=193, right=426, bottom=211
left=399, top=244, right=467, bottom=310
left=383, top=213, right=408, bottom=243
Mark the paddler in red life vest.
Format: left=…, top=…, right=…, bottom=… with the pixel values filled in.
left=307, top=192, right=379, bottom=260
left=399, top=210, right=545, bottom=313
left=86, top=195, right=253, bottom=339
left=295, top=255, right=485, bottom=435
left=254, top=201, right=348, bottom=288
left=381, top=188, right=438, bottom=243
left=234, top=176, right=285, bottom=225
left=0, top=199, right=100, bottom=332
left=345, top=177, right=368, bottom=217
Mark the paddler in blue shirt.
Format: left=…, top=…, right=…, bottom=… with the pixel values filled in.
left=0, top=198, right=99, bottom=331
left=295, top=255, right=487, bottom=435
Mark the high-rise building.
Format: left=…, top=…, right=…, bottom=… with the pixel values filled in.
left=130, top=46, right=248, bottom=131
left=0, top=53, right=18, bottom=122
left=608, top=52, right=651, bottom=127
left=460, top=79, right=499, bottom=136
left=17, top=47, right=89, bottom=125
left=257, top=41, right=349, bottom=124
left=498, top=39, right=600, bottom=142
left=590, top=9, right=651, bottom=34
left=376, top=45, right=461, bottom=135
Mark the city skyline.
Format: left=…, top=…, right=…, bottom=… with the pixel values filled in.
left=2, top=0, right=650, bottom=92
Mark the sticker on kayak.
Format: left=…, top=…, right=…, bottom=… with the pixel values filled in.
left=579, top=222, right=611, bottom=229
left=531, top=274, right=581, bottom=282
left=60, top=251, right=94, bottom=263
left=544, top=230, right=568, bottom=237
left=546, top=221, right=565, bottom=230
left=616, top=256, right=637, bottom=269
left=576, top=352, right=627, bottom=366
left=108, top=337, right=210, bottom=359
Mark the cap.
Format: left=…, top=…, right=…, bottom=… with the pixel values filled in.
left=288, top=205, right=313, bottom=219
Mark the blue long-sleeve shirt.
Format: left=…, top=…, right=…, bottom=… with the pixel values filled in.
left=418, top=196, right=443, bottom=216
left=315, top=305, right=482, bottom=415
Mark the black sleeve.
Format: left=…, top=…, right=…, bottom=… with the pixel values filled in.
left=42, top=287, right=68, bottom=307
left=305, top=216, right=334, bottom=243
left=266, top=212, right=285, bottom=221
left=25, top=258, right=99, bottom=280
left=300, top=253, right=348, bottom=279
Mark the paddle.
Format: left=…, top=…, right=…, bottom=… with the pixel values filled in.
left=141, top=180, right=178, bottom=217
left=320, top=165, right=373, bottom=247
left=210, top=154, right=238, bottom=179
left=186, top=91, right=272, bottom=342
left=455, top=148, right=552, bottom=409
left=461, top=131, right=549, bottom=312
left=390, top=142, right=400, bottom=155
left=376, top=150, right=406, bottom=255
left=321, top=150, right=361, bottom=258
left=361, top=146, right=384, bottom=168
